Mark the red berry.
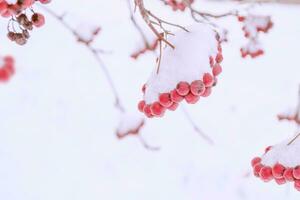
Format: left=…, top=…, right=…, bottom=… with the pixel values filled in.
left=190, top=80, right=205, bottom=96
left=293, top=166, right=300, bottom=179
left=39, top=0, right=51, bottom=4
left=159, top=93, right=173, bottom=108
left=203, top=73, right=214, bottom=87
left=0, top=69, right=10, bottom=82
left=251, top=157, right=261, bottom=167
left=283, top=168, right=295, bottom=182
left=138, top=100, right=146, bottom=112
left=185, top=92, right=200, bottom=104
left=295, top=180, right=300, bottom=191
left=212, top=64, right=222, bottom=76
left=150, top=102, right=165, bottom=116
left=275, top=178, right=286, bottom=185
left=215, top=53, right=223, bottom=63
left=259, top=166, right=273, bottom=182
left=201, top=87, right=212, bottom=97
left=31, top=13, right=45, bottom=28
left=253, top=163, right=263, bottom=177
left=170, top=89, right=184, bottom=103
left=168, top=102, right=179, bottom=111
left=143, top=105, right=153, bottom=118
left=272, top=163, right=286, bottom=179
left=176, top=81, right=190, bottom=96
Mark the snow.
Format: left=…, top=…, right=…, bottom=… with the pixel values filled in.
left=0, top=0, right=300, bottom=200
left=144, top=24, right=218, bottom=104
left=116, top=112, right=144, bottom=136
left=261, top=134, right=300, bottom=167
left=4, top=0, right=17, bottom=4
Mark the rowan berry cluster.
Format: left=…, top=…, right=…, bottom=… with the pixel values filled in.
left=237, top=14, right=273, bottom=58
left=0, top=55, right=15, bottom=83
left=1, top=0, right=50, bottom=45
left=138, top=42, right=223, bottom=118
left=251, top=147, right=300, bottom=191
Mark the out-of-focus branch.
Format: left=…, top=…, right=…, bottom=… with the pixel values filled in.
left=40, top=6, right=125, bottom=113
left=181, top=106, right=214, bottom=145
left=237, top=0, right=300, bottom=4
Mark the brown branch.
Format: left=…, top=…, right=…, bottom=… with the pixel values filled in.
left=126, top=0, right=150, bottom=48
left=288, top=132, right=300, bottom=145
left=134, top=0, right=188, bottom=49
left=39, top=6, right=125, bottom=113
left=181, top=106, right=214, bottom=145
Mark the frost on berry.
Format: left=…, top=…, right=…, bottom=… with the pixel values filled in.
left=237, top=14, right=273, bottom=59
left=0, top=55, right=15, bottom=83
left=137, top=24, right=224, bottom=118
left=1, top=0, right=50, bottom=45
left=116, top=112, right=145, bottom=139
left=251, top=133, right=300, bottom=191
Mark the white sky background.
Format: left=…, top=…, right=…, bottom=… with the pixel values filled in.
left=0, top=0, right=300, bottom=200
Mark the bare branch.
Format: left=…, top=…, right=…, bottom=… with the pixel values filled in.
left=181, top=106, right=214, bottom=145
left=39, top=6, right=125, bottom=113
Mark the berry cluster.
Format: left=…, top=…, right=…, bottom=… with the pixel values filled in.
left=138, top=43, right=223, bottom=118
left=131, top=38, right=159, bottom=59
left=1, top=0, right=50, bottom=45
left=237, top=14, right=273, bottom=58
left=251, top=147, right=300, bottom=191
left=0, top=55, right=15, bottom=83
left=163, top=0, right=194, bottom=12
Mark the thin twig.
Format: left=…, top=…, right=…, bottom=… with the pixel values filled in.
left=181, top=106, right=214, bottom=145
left=138, top=135, right=161, bottom=151
left=288, top=132, right=300, bottom=145
left=39, top=5, right=125, bottom=113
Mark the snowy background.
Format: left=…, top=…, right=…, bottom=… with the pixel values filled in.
left=0, top=0, right=300, bottom=199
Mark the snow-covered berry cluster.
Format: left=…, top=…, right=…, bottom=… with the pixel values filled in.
left=237, top=14, right=273, bottom=58
left=0, top=55, right=15, bottom=83
left=163, top=0, right=194, bottom=12
left=251, top=135, right=300, bottom=192
left=137, top=24, right=223, bottom=118
left=1, top=0, right=50, bottom=45
left=131, top=38, right=159, bottom=59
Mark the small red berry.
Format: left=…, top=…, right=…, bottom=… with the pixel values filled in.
left=31, top=13, right=45, bottom=28
left=201, top=87, right=212, bottom=97
left=259, top=166, right=273, bottom=182
left=170, top=89, right=184, bottom=103
left=138, top=100, right=146, bottom=112
left=209, top=56, right=214, bottom=67
left=159, top=93, right=173, bottom=108
left=283, top=168, right=295, bottom=182
left=168, top=102, right=179, bottom=111
left=176, top=81, right=190, bottom=96
left=215, top=53, right=223, bottom=63
left=295, top=180, right=300, bottom=191
left=0, top=69, right=10, bottom=82
left=253, top=163, right=263, bottom=177
left=190, top=80, right=205, bottom=96
left=275, top=178, right=286, bottom=185
left=272, top=163, right=286, bottom=179
left=150, top=102, right=165, bottom=116
left=293, top=166, right=300, bottom=180
left=203, top=73, right=214, bottom=87
left=143, top=105, right=153, bottom=118
left=185, top=92, right=200, bottom=104
left=142, top=84, right=146, bottom=93
left=251, top=157, right=261, bottom=167
left=212, top=64, right=222, bottom=77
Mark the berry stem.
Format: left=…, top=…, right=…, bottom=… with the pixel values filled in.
left=287, top=132, right=300, bottom=146
left=39, top=5, right=125, bottom=113
left=181, top=106, right=214, bottom=145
